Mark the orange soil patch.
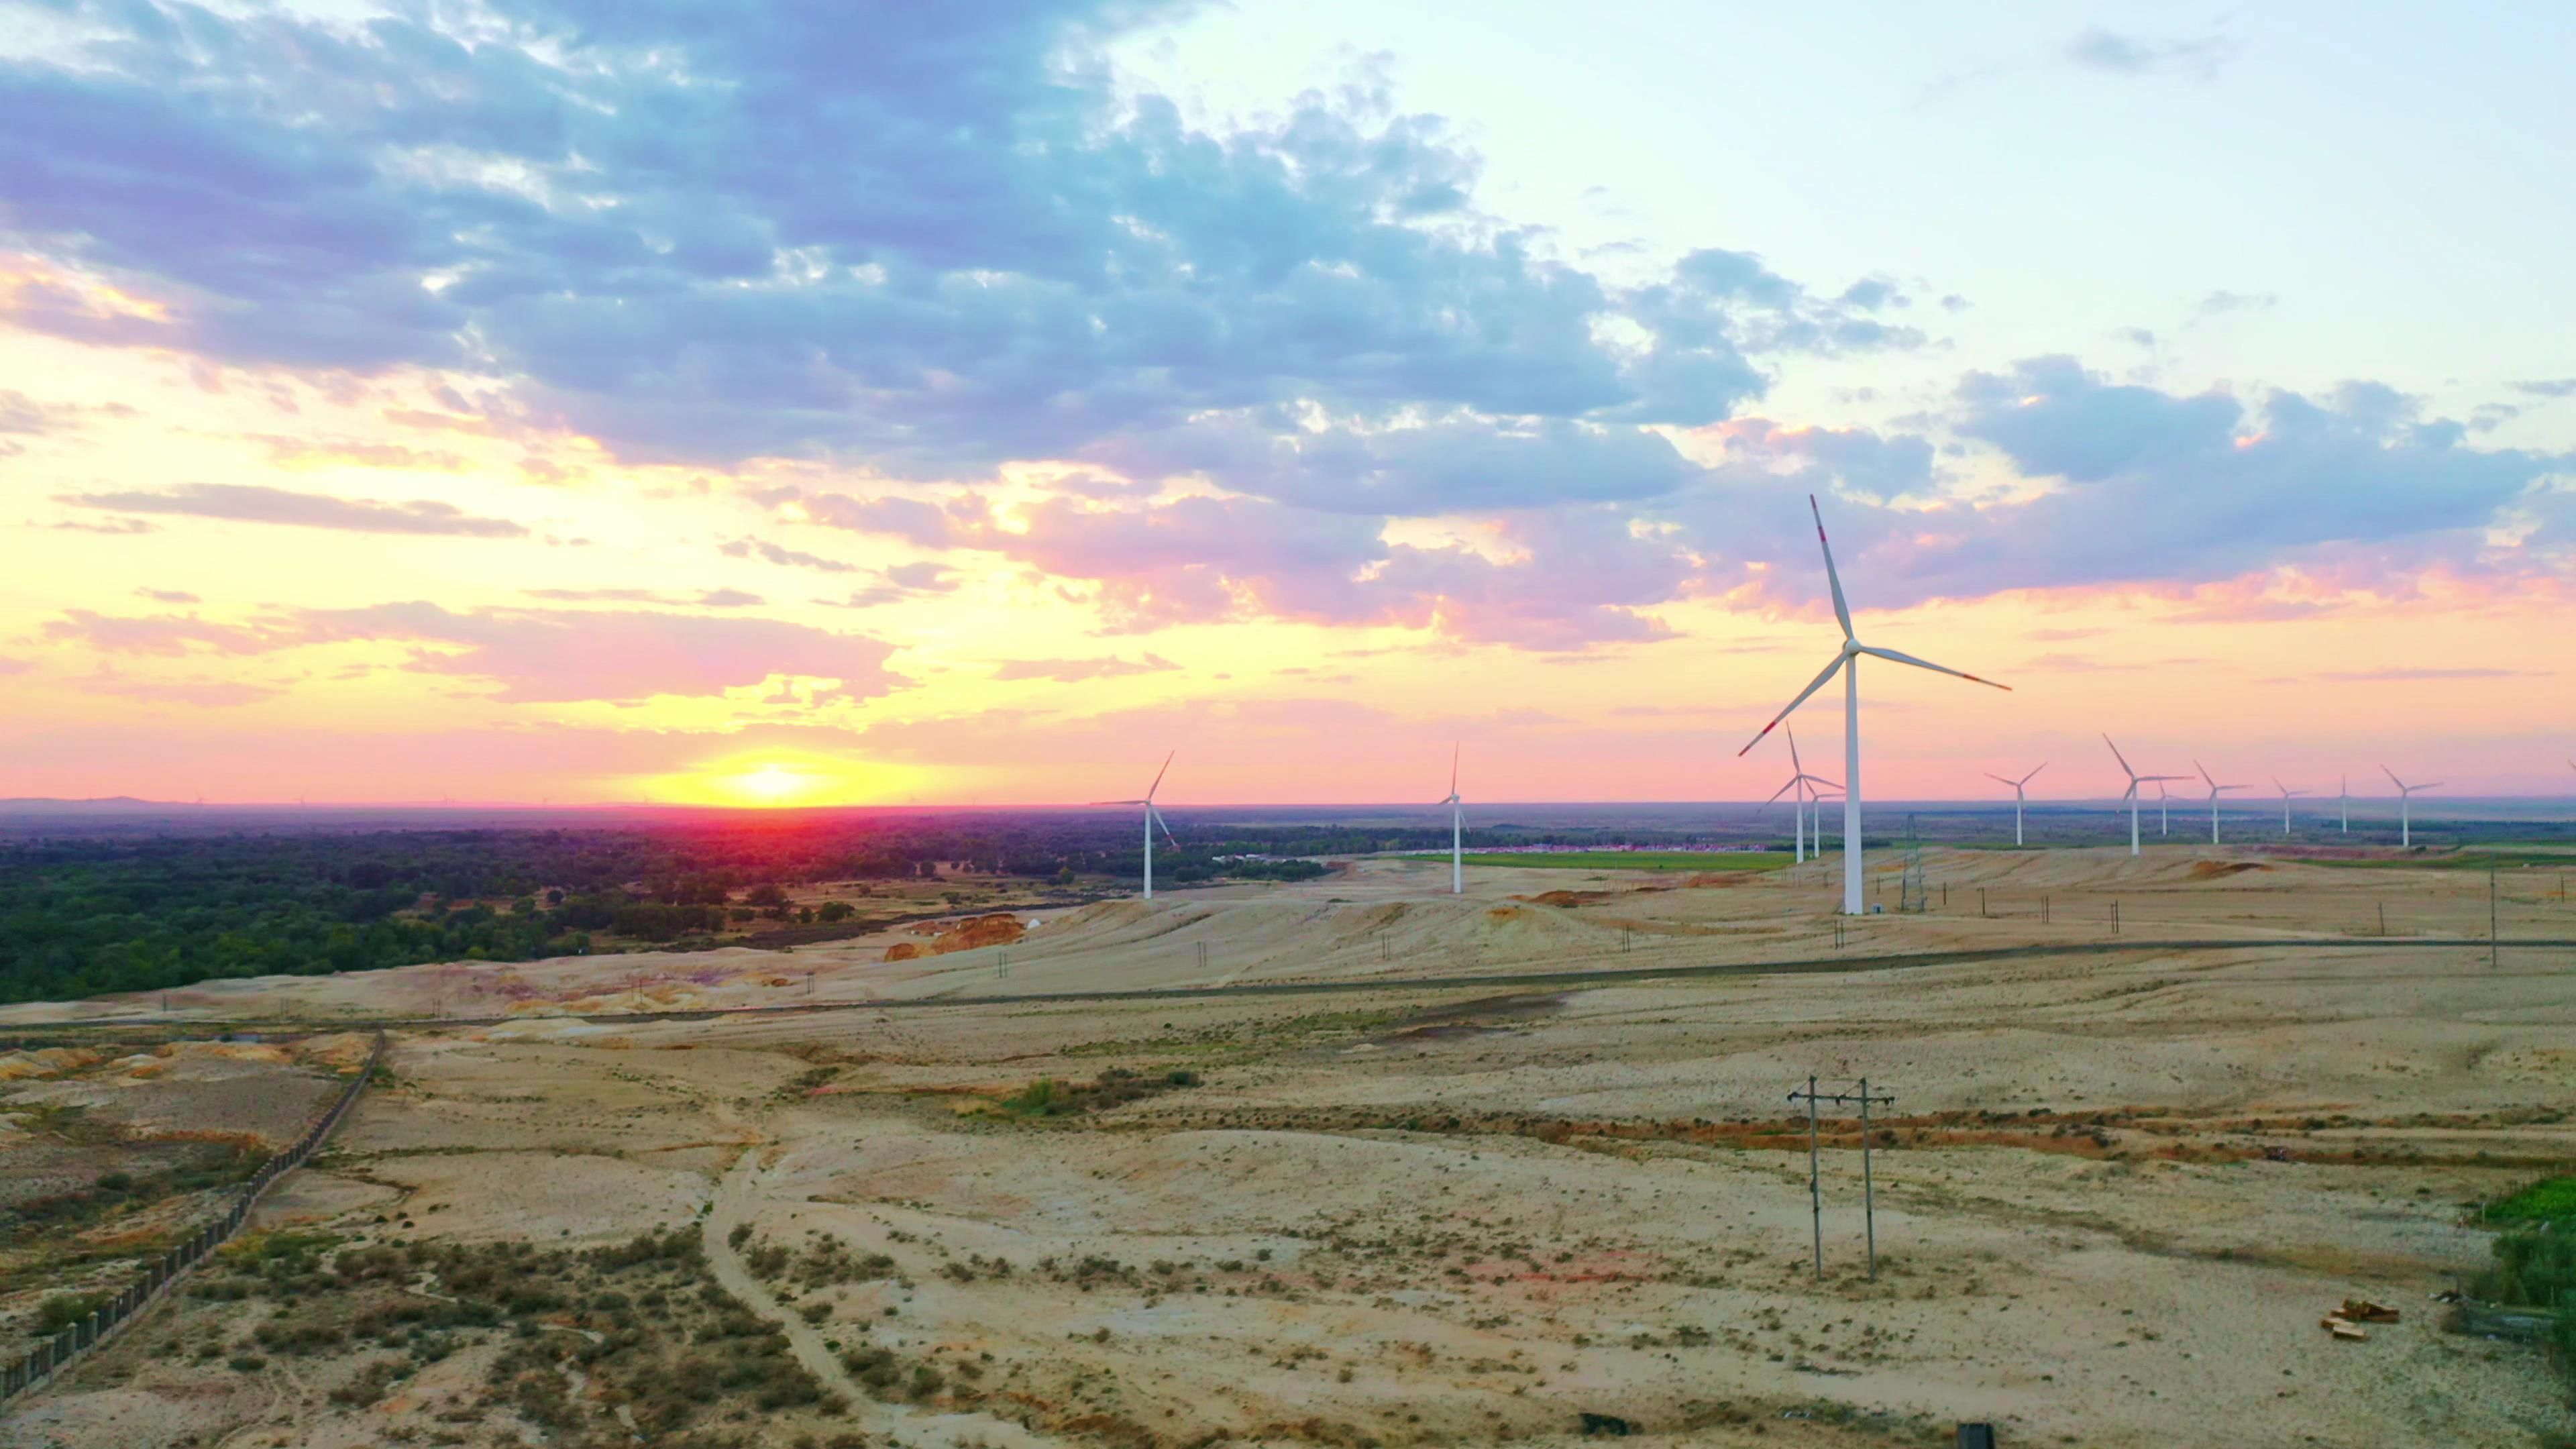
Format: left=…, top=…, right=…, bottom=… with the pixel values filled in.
left=883, top=912, right=1028, bottom=963
left=2189, top=860, right=2275, bottom=879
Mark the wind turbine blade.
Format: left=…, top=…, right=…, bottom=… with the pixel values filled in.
left=1807, top=775, right=1842, bottom=792
left=2021, top=763, right=2047, bottom=786
left=1146, top=749, right=1174, bottom=801
left=1786, top=726, right=1804, bottom=775
left=1767, top=776, right=1799, bottom=806
left=2416, top=782, right=2444, bottom=791
left=1855, top=645, right=2008, bottom=690
left=1450, top=742, right=1459, bottom=798
left=2379, top=763, right=2404, bottom=792
left=1809, top=494, right=1854, bottom=641
left=2196, top=760, right=2215, bottom=788
left=1984, top=773, right=2015, bottom=786
left=1152, top=804, right=1178, bottom=848
left=1090, top=798, right=1146, bottom=806
left=2103, top=734, right=2136, bottom=780
left=1736, top=653, right=1846, bottom=756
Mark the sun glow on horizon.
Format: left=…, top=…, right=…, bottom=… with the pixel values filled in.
left=644, top=755, right=911, bottom=809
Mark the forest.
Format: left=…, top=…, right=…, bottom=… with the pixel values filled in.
left=0, top=810, right=1540, bottom=1006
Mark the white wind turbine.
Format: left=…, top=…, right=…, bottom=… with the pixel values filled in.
left=1438, top=744, right=1464, bottom=894
left=1739, top=498, right=2008, bottom=913
left=2104, top=736, right=2186, bottom=857
left=1094, top=751, right=1179, bottom=899
left=2273, top=777, right=2309, bottom=837
left=2196, top=761, right=2249, bottom=845
left=2156, top=777, right=2173, bottom=835
left=2339, top=773, right=2350, bottom=834
left=2381, top=765, right=2441, bottom=848
left=1983, top=763, right=2046, bottom=847
left=1762, top=727, right=1840, bottom=863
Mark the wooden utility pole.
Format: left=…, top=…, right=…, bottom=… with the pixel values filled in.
left=1785, top=1077, right=1897, bottom=1280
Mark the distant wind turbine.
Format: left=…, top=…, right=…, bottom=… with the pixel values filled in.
left=2104, top=736, right=2186, bottom=857
left=1094, top=751, right=1179, bottom=899
left=2380, top=765, right=2441, bottom=848
left=2339, top=774, right=2349, bottom=834
left=2196, top=761, right=2249, bottom=845
left=1983, top=763, right=2046, bottom=847
left=2273, top=777, right=2309, bottom=837
left=2156, top=778, right=2173, bottom=835
left=1762, top=727, right=1839, bottom=863
left=1438, top=745, right=1464, bottom=895
left=1739, top=496, right=2009, bottom=914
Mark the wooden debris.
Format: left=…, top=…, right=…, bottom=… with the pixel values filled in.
left=2320, top=1316, right=2368, bottom=1341
left=2340, top=1298, right=2400, bottom=1324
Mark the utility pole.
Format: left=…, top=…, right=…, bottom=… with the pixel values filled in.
left=1794, top=1075, right=1822, bottom=1281
left=2112, top=900, right=2120, bottom=936
left=1785, top=1077, right=1897, bottom=1281
left=2489, top=866, right=2499, bottom=969
left=1857, top=1076, right=1892, bottom=1281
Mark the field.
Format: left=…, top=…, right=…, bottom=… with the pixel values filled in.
left=1428, top=851, right=1793, bottom=873
left=4, top=841, right=2575, bottom=1447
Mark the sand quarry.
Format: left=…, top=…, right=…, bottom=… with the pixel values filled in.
left=4, top=845, right=2574, bottom=1447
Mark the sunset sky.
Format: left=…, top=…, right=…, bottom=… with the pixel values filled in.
left=3, top=1, right=2571, bottom=808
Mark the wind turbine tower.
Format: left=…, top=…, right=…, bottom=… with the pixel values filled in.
left=1095, top=752, right=1179, bottom=899
left=2380, top=765, right=2441, bottom=849
left=1439, top=745, right=1464, bottom=894
left=1983, top=763, right=2046, bottom=847
left=1740, top=497, right=2008, bottom=914
left=2104, top=736, right=2185, bottom=857
left=2196, top=761, right=2249, bottom=845
left=2274, top=778, right=2309, bottom=837
left=2339, top=774, right=2350, bottom=834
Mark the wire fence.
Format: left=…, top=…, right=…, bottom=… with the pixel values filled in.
left=0, top=1029, right=388, bottom=1406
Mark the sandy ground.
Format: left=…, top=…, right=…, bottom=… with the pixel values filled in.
left=6, top=847, right=2575, bottom=1446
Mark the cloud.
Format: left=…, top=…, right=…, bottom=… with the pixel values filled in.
left=2196, top=290, right=2277, bottom=317
left=134, top=588, right=200, bottom=604
left=2512, top=378, right=2576, bottom=399
left=50, top=517, right=156, bottom=534
left=78, top=672, right=282, bottom=707
left=0, top=0, right=1904, bottom=510
left=719, top=537, right=857, bottom=573
left=990, top=653, right=1179, bottom=683
left=2314, top=666, right=2540, bottom=682
left=43, top=609, right=285, bottom=657
left=2067, top=28, right=2236, bottom=79
left=0, top=390, right=137, bottom=437
left=46, top=602, right=903, bottom=703
left=55, top=483, right=526, bottom=537
left=0, top=656, right=32, bottom=675
left=821, top=561, right=962, bottom=608
left=521, top=587, right=769, bottom=608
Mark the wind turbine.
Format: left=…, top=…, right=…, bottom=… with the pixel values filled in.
left=2104, top=736, right=2186, bottom=856
left=1094, top=752, right=1179, bottom=899
left=1763, top=727, right=1839, bottom=863
left=1983, top=763, right=2046, bottom=847
left=1739, top=496, right=2008, bottom=914
left=2339, top=774, right=2349, bottom=834
left=2196, top=761, right=2249, bottom=845
left=1438, top=745, right=1464, bottom=894
left=2380, top=765, right=2440, bottom=848
left=2156, top=778, right=2173, bottom=835
left=2273, top=777, right=2309, bottom=837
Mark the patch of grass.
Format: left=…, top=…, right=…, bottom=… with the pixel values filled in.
left=2485, top=1176, right=2576, bottom=1228
left=984, top=1067, right=1200, bottom=1120
left=1430, top=850, right=1791, bottom=873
